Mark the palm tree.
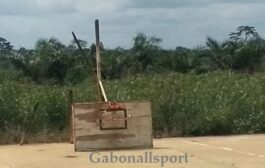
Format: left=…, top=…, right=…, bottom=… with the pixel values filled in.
left=230, top=26, right=259, bottom=42
left=205, top=37, right=232, bottom=70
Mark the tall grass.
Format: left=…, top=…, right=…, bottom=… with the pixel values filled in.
left=1, top=72, right=265, bottom=144
left=105, top=72, right=265, bottom=136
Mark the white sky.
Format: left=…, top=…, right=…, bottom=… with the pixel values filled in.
left=0, top=0, right=265, bottom=49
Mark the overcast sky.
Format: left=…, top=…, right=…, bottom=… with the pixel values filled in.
left=1, top=0, right=265, bottom=49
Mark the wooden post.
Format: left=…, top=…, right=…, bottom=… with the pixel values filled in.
left=95, top=19, right=108, bottom=102
left=69, top=90, right=74, bottom=143
left=95, top=19, right=102, bottom=102
left=95, top=19, right=101, bottom=81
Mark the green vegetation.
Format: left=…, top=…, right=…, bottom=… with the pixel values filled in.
left=1, top=26, right=265, bottom=144
left=1, top=72, right=265, bottom=144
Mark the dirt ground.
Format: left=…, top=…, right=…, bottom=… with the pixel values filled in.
left=0, top=134, right=264, bottom=168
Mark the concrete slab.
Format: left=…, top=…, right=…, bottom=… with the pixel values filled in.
left=0, top=134, right=265, bottom=168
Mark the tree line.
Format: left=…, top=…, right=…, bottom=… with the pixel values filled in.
left=1, top=25, right=265, bottom=85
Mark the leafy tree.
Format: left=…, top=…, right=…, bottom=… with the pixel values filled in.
left=68, top=39, right=88, bottom=49
left=131, top=33, right=162, bottom=72
left=0, top=37, right=14, bottom=70
left=90, top=42, right=104, bottom=56
left=173, top=47, right=197, bottom=72
left=0, top=37, right=13, bottom=55
left=228, top=26, right=265, bottom=72
left=65, top=39, right=90, bottom=84
left=101, top=47, right=129, bottom=79
left=10, top=38, right=70, bottom=84
left=156, top=47, right=197, bottom=73
left=231, top=38, right=265, bottom=72
left=4, top=25, right=265, bottom=85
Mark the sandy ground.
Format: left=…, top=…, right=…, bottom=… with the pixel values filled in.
left=0, top=134, right=264, bottom=168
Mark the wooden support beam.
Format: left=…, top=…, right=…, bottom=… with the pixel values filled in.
left=69, top=90, right=74, bottom=143
left=95, top=19, right=108, bottom=102
left=95, top=19, right=101, bottom=81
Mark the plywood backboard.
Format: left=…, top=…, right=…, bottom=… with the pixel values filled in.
left=72, top=102, right=153, bottom=151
